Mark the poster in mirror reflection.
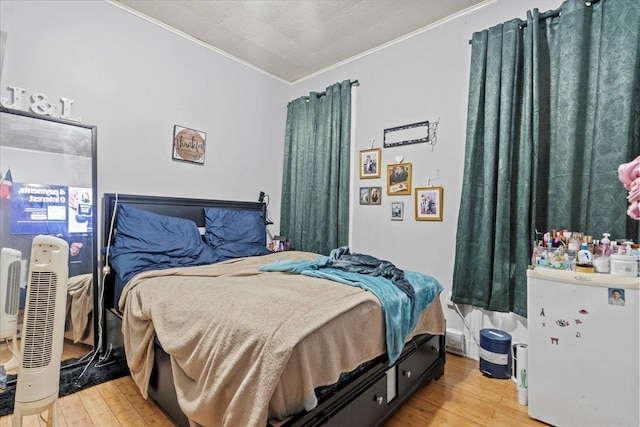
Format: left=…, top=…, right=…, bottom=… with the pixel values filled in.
left=0, top=108, right=97, bottom=379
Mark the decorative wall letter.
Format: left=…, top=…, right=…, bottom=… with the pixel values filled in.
left=60, top=97, right=81, bottom=122
left=0, top=85, right=26, bottom=109
left=0, top=86, right=82, bottom=122
left=30, top=92, right=58, bottom=117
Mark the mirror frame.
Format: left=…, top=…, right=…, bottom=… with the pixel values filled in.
left=0, top=106, right=98, bottom=383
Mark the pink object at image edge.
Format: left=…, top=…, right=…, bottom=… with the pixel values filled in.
left=618, top=156, right=640, bottom=220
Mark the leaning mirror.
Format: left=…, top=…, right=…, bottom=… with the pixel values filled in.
left=0, top=107, right=97, bottom=384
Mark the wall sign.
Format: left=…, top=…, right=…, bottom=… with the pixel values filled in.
left=383, top=118, right=439, bottom=150
left=0, top=85, right=82, bottom=122
left=383, top=121, right=429, bottom=148
left=172, top=125, right=207, bottom=165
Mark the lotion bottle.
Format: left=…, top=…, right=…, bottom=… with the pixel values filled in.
left=600, top=233, right=611, bottom=255
left=577, top=243, right=593, bottom=265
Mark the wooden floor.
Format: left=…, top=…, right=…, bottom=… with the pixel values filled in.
left=383, top=354, right=547, bottom=427
left=0, top=354, right=547, bottom=427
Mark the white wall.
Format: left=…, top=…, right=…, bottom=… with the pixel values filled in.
left=0, top=0, right=289, bottom=241
left=290, top=0, right=563, bottom=358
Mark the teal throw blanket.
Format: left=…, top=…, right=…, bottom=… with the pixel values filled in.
left=258, top=252, right=443, bottom=363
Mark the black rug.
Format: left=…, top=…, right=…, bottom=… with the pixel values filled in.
left=0, top=354, right=129, bottom=417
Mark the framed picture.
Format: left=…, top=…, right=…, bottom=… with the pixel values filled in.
left=359, top=187, right=371, bottom=205
left=387, top=163, right=411, bottom=195
left=391, top=201, right=404, bottom=221
left=360, top=148, right=381, bottom=179
left=369, top=186, right=382, bottom=205
left=383, top=121, right=429, bottom=148
left=415, top=187, right=443, bottom=221
left=172, top=125, right=206, bottom=165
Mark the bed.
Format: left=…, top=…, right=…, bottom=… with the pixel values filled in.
left=101, top=193, right=446, bottom=427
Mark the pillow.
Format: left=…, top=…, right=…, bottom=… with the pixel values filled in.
left=204, top=207, right=272, bottom=261
left=108, top=204, right=221, bottom=283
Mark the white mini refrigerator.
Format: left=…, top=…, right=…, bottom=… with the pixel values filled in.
left=527, top=268, right=639, bottom=427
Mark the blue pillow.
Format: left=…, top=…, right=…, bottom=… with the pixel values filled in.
left=108, top=204, right=221, bottom=283
left=204, top=207, right=271, bottom=261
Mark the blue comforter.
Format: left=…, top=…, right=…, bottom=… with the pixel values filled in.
left=259, top=248, right=443, bottom=363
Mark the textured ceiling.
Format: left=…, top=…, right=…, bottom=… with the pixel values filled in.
left=110, top=0, right=488, bottom=83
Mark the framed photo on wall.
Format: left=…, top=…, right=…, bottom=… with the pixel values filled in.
left=387, top=163, right=411, bottom=195
left=369, top=186, right=382, bottom=205
left=359, top=187, right=371, bottom=205
left=172, top=125, right=207, bottom=165
left=415, top=187, right=443, bottom=221
left=359, top=148, right=381, bottom=179
left=391, top=201, right=404, bottom=220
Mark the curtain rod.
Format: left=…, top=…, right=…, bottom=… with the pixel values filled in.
left=302, top=80, right=359, bottom=100
left=468, top=0, right=601, bottom=44
left=518, top=7, right=562, bottom=29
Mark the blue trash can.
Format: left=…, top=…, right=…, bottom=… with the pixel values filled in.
left=479, top=329, right=512, bottom=379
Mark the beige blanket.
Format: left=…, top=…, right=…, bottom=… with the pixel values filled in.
left=119, top=251, right=444, bottom=427
left=66, top=273, right=93, bottom=343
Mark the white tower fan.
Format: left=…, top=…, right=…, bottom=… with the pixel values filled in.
left=12, top=236, right=69, bottom=427
left=0, top=248, right=22, bottom=371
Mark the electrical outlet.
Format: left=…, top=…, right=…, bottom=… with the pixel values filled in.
left=446, top=292, right=454, bottom=308
left=446, top=328, right=465, bottom=356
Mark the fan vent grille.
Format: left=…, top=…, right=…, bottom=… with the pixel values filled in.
left=3, top=259, right=21, bottom=316
left=22, top=270, right=58, bottom=369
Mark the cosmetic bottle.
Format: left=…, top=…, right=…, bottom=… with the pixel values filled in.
left=568, top=234, right=581, bottom=253
left=576, top=243, right=594, bottom=273
left=593, top=233, right=611, bottom=273
left=577, top=244, right=592, bottom=263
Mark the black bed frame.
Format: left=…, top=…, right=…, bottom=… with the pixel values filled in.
left=101, top=193, right=445, bottom=427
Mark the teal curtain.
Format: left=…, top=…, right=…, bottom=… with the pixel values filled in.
left=280, top=80, right=352, bottom=255
left=452, top=0, right=640, bottom=317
